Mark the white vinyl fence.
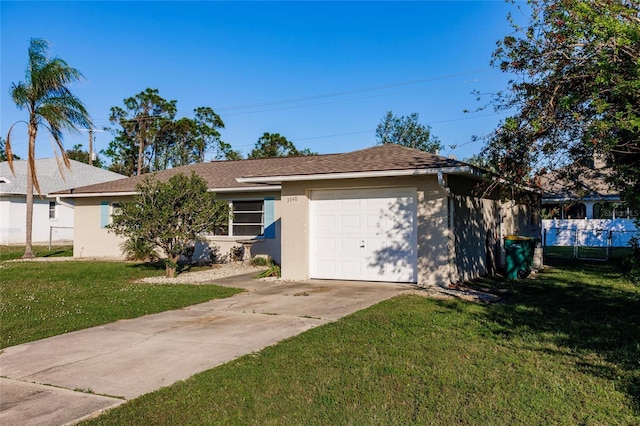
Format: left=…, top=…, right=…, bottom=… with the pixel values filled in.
left=542, top=219, right=638, bottom=260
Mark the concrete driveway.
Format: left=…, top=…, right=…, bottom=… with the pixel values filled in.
left=0, top=274, right=409, bottom=425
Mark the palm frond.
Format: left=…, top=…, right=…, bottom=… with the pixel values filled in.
left=4, top=125, right=17, bottom=175
left=10, top=82, right=30, bottom=109
left=28, top=150, right=41, bottom=196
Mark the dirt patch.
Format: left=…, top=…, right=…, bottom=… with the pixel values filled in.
left=404, top=286, right=502, bottom=303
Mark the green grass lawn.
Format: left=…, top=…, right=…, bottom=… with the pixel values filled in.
left=0, top=260, right=243, bottom=348
left=0, top=244, right=74, bottom=261
left=82, top=260, right=640, bottom=425
left=545, top=245, right=633, bottom=260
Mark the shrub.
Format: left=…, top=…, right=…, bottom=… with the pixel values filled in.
left=256, top=262, right=281, bottom=278
left=229, top=246, right=243, bottom=262
left=121, top=238, right=157, bottom=262
left=250, top=256, right=271, bottom=266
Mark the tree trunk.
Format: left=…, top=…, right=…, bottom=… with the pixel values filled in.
left=165, top=255, right=179, bottom=278
left=165, top=264, right=176, bottom=278
left=23, top=124, right=36, bottom=259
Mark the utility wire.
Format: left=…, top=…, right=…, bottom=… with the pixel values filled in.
left=84, top=68, right=496, bottom=124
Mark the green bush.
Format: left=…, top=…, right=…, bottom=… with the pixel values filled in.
left=256, top=262, right=281, bottom=278
left=250, top=256, right=270, bottom=266
left=120, top=238, right=157, bottom=262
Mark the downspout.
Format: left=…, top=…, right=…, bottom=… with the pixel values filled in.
left=437, top=171, right=458, bottom=286
left=55, top=197, right=74, bottom=209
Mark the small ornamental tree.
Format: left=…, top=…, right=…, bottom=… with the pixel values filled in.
left=109, top=172, right=230, bottom=278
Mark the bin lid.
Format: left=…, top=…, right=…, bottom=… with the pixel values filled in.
left=504, top=235, right=533, bottom=241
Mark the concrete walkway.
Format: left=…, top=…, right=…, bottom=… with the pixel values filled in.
left=0, top=273, right=409, bottom=425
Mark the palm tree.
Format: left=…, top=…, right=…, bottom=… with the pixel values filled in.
left=5, top=38, right=91, bottom=259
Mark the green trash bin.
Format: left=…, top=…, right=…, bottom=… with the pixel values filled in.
left=504, top=236, right=534, bottom=279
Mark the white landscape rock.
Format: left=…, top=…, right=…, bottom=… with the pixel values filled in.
left=138, top=262, right=267, bottom=284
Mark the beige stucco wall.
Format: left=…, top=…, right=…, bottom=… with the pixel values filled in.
left=280, top=175, right=451, bottom=287
left=73, top=196, right=130, bottom=258
left=280, top=173, right=538, bottom=287
left=451, top=195, right=500, bottom=283
left=446, top=175, right=539, bottom=281
left=73, top=192, right=282, bottom=262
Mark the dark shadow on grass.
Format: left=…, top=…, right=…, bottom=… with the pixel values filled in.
left=130, top=260, right=166, bottom=272
left=470, top=258, right=640, bottom=413
left=40, top=248, right=73, bottom=257
left=128, top=260, right=207, bottom=275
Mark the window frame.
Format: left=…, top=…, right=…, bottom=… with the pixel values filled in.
left=208, top=198, right=276, bottom=239
left=230, top=200, right=264, bottom=237
left=210, top=199, right=265, bottom=238
left=49, top=201, right=57, bottom=220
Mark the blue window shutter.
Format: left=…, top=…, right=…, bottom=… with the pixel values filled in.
left=100, top=201, right=110, bottom=228
left=263, top=197, right=275, bottom=238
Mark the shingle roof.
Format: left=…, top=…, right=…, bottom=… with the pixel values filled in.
left=56, top=156, right=313, bottom=195
left=0, top=159, right=125, bottom=196
left=239, top=144, right=466, bottom=179
left=537, top=167, right=618, bottom=201
left=53, top=145, right=475, bottom=196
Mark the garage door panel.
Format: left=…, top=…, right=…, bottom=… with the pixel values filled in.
left=314, top=214, right=335, bottom=229
left=339, top=238, right=362, bottom=252
left=310, top=187, right=417, bottom=283
left=315, top=238, right=336, bottom=252
left=315, top=260, right=337, bottom=274
left=340, top=261, right=362, bottom=276
left=340, top=215, right=361, bottom=229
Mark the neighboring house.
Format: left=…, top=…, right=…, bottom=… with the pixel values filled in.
left=538, top=167, right=638, bottom=248
left=0, top=159, right=125, bottom=244
left=54, top=145, right=537, bottom=287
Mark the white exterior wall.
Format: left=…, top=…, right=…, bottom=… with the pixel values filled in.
left=0, top=196, right=74, bottom=244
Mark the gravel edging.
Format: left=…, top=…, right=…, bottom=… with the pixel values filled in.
left=137, top=262, right=267, bottom=284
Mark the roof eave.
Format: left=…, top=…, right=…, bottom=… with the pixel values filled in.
left=54, top=185, right=282, bottom=198
left=236, top=166, right=480, bottom=184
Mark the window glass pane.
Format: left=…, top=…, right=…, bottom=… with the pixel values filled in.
left=230, top=200, right=264, bottom=236
left=233, top=201, right=263, bottom=213
left=541, top=203, right=562, bottom=219
left=594, top=202, right=615, bottom=219
left=233, top=225, right=263, bottom=236
left=234, top=212, right=263, bottom=223
left=212, top=225, right=229, bottom=236
left=565, top=203, right=586, bottom=219
left=49, top=201, right=56, bottom=219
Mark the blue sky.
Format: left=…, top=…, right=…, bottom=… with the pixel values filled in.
left=1, top=1, right=521, bottom=163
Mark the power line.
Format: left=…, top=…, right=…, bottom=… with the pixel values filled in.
left=84, top=68, right=496, bottom=124
left=214, top=68, right=493, bottom=112
left=288, top=113, right=503, bottom=143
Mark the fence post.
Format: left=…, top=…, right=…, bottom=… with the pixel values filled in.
left=49, top=226, right=52, bottom=250
left=608, top=230, right=612, bottom=259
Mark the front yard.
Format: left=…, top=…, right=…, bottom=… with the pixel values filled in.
left=0, top=256, right=243, bottom=348
left=80, top=260, right=638, bottom=425
left=2, top=251, right=638, bottom=423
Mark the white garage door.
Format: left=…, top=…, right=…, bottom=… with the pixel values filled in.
left=309, top=187, right=417, bottom=283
